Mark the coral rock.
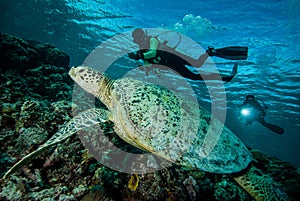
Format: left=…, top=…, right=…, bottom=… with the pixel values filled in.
left=0, top=33, right=70, bottom=72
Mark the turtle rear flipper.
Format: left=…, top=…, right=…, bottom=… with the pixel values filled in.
left=234, top=165, right=289, bottom=201
left=3, top=108, right=109, bottom=179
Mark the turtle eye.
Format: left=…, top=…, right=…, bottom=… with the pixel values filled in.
left=78, top=69, right=85, bottom=73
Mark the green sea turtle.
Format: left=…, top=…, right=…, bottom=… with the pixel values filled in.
left=3, top=66, right=288, bottom=201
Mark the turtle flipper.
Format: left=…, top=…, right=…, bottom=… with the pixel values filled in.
left=234, top=165, right=289, bottom=201
left=3, top=108, right=109, bottom=179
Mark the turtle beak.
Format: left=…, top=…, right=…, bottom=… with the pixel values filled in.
left=69, top=66, right=76, bottom=78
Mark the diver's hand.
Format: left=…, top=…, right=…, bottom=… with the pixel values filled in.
left=136, top=59, right=145, bottom=66
left=128, top=52, right=138, bottom=60
left=128, top=51, right=144, bottom=60
left=206, top=47, right=216, bottom=56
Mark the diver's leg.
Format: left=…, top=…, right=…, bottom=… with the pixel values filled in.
left=194, top=52, right=210, bottom=67
left=159, top=55, right=204, bottom=80
left=220, top=62, right=238, bottom=82
left=176, top=52, right=209, bottom=68
left=257, top=119, right=285, bottom=134
left=202, top=63, right=238, bottom=82
left=171, top=64, right=204, bottom=80
left=167, top=63, right=238, bottom=82
left=220, top=74, right=234, bottom=82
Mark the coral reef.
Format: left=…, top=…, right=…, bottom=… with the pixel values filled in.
left=0, top=33, right=70, bottom=72
left=0, top=34, right=299, bottom=201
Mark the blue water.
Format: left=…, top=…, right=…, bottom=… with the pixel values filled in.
left=1, top=0, right=299, bottom=167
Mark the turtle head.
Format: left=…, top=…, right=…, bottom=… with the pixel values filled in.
left=69, top=66, right=112, bottom=100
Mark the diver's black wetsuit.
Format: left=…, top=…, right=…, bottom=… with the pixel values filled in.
left=241, top=96, right=267, bottom=125
left=239, top=95, right=284, bottom=134
left=153, top=50, right=235, bottom=82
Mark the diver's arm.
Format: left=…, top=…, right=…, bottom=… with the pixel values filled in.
left=143, top=37, right=159, bottom=59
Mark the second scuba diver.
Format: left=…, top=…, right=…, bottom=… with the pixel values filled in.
left=239, top=95, right=285, bottom=135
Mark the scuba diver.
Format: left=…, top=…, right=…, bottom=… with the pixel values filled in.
left=239, top=95, right=285, bottom=134
left=128, top=28, right=248, bottom=82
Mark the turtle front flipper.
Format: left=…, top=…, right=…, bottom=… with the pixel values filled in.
left=3, top=108, right=109, bottom=179
left=233, top=165, right=289, bottom=201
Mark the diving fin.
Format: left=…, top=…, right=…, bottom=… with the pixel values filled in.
left=258, top=120, right=285, bottom=135
left=207, top=46, right=248, bottom=60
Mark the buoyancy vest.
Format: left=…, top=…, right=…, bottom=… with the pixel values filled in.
left=140, top=32, right=183, bottom=64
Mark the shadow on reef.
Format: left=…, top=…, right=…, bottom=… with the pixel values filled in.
left=0, top=34, right=299, bottom=201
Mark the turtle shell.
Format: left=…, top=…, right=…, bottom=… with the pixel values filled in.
left=109, top=78, right=252, bottom=174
